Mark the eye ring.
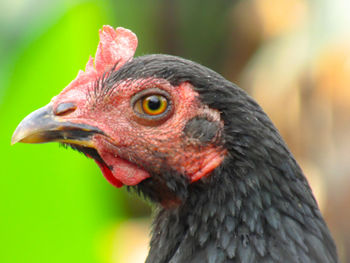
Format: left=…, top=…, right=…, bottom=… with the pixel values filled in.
left=131, top=88, right=173, bottom=123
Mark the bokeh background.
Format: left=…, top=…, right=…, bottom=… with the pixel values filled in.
left=1, top=0, right=349, bottom=262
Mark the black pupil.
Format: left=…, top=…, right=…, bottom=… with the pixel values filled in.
left=147, top=96, right=161, bottom=110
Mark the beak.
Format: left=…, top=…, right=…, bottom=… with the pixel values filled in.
left=11, top=104, right=103, bottom=147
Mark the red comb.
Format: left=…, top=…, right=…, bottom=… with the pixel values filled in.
left=89, top=26, right=137, bottom=74
left=63, top=26, right=138, bottom=92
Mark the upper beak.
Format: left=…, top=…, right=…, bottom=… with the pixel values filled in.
left=11, top=104, right=103, bottom=147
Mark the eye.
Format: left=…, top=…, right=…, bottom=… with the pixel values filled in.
left=132, top=88, right=172, bottom=121
left=139, top=95, right=168, bottom=115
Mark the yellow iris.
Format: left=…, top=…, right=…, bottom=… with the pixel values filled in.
left=141, top=95, right=168, bottom=115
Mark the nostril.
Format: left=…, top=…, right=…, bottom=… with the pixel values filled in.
left=54, top=102, right=77, bottom=116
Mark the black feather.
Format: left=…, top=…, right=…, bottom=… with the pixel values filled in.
left=105, top=54, right=338, bottom=262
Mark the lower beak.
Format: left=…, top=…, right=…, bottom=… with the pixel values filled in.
left=11, top=104, right=103, bottom=147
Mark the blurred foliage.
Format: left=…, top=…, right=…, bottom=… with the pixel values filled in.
left=1, top=0, right=350, bottom=262
left=0, top=1, right=153, bottom=262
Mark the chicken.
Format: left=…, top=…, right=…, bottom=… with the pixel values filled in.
left=12, top=26, right=338, bottom=263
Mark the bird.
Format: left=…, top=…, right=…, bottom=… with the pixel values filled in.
left=12, top=26, right=339, bottom=263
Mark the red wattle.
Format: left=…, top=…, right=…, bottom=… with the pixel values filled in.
left=97, top=149, right=150, bottom=186
left=93, top=159, right=124, bottom=188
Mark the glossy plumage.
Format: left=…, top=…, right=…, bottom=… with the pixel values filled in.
left=115, top=55, right=339, bottom=262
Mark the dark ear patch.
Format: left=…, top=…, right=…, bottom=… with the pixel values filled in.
left=183, top=116, right=221, bottom=144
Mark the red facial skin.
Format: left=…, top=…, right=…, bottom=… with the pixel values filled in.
left=51, top=78, right=226, bottom=187
left=47, top=26, right=226, bottom=189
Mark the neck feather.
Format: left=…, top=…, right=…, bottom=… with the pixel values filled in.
left=146, top=153, right=338, bottom=263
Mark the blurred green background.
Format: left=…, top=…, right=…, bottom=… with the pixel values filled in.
left=1, top=0, right=350, bottom=262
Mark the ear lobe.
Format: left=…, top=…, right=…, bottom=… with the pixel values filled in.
left=94, top=26, right=138, bottom=74
left=183, top=116, right=222, bottom=145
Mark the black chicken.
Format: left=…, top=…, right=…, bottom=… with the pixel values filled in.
left=12, top=26, right=338, bottom=262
